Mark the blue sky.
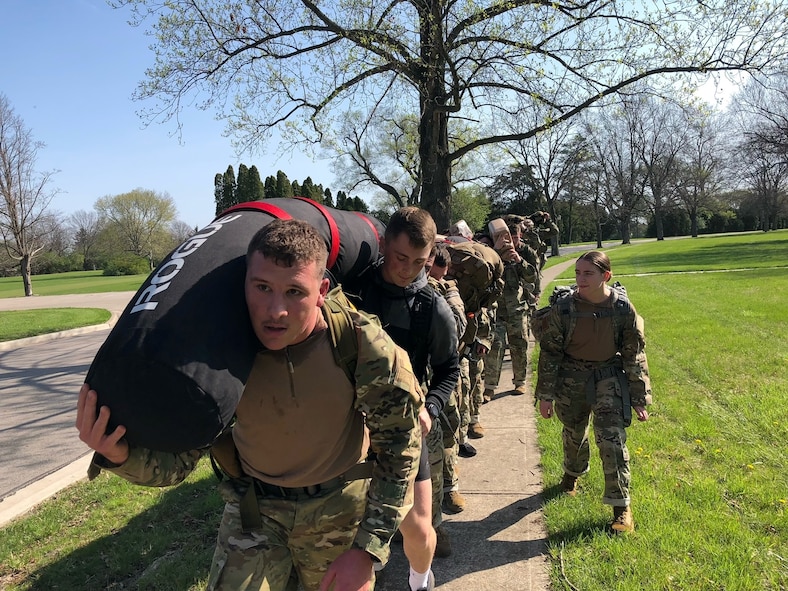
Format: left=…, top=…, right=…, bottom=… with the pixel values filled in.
left=1, top=0, right=336, bottom=229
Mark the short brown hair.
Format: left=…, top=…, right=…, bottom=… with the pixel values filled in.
left=577, top=250, right=611, bottom=274
left=431, top=243, right=450, bottom=267
left=385, top=206, right=437, bottom=249
left=247, top=219, right=328, bottom=275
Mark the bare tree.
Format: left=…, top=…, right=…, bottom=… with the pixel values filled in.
left=676, top=106, right=725, bottom=237
left=69, top=209, right=105, bottom=270
left=728, top=76, right=788, bottom=228
left=502, top=113, right=582, bottom=255
left=731, top=74, right=788, bottom=159
left=0, top=94, right=59, bottom=295
left=170, top=219, right=197, bottom=244
left=114, top=0, right=788, bottom=229
left=634, top=97, right=688, bottom=240
left=585, top=100, right=649, bottom=244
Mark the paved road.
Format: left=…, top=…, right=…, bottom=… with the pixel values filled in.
left=0, top=292, right=134, bottom=500
left=0, top=331, right=108, bottom=498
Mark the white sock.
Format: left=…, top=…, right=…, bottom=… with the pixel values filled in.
left=409, top=567, right=431, bottom=591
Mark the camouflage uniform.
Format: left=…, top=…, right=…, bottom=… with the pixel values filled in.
left=520, top=231, right=543, bottom=295
left=466, top=307, right=493, bottom=427
left=428, top=276, right=465, bottom=499
left=90, top=305, right=423, bottom=591
left=483, top=250, right=538, bottom=392
left=535, top=291, right=651, bottom=507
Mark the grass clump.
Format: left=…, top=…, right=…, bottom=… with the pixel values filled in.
left=0, top=271, right=145, bottom=299
left=0, top=309, right=111, bottom=341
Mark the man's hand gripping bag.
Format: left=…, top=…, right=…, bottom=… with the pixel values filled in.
left=85, top=198, right=384, bottom=453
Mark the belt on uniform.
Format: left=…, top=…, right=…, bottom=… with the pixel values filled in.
left=254, top=460, right=374, bottom=499
left=238, top=461, right=374, bottom=532
left=559, top=365, right=631, bottom=426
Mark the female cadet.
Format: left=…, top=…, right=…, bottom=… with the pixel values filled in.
left=535, top=251, right=651, bottom=533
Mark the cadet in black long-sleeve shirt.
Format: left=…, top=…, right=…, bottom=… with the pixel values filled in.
left=345, top=206, right=460, bottom=588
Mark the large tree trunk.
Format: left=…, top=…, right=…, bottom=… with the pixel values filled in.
left=620, top=216, right=632, bottom=244
left=690, top=207, right=699, bottom=237
left=653, top=192, right=665, bottom=240
left=417, top=0, right=451, bottom=231
left=21, top=254, right=33, bottom=296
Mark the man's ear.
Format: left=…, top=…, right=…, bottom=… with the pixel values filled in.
left=316, top=277, right=330, bottom=307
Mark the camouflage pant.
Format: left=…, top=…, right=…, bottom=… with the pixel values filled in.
left=457, top=358, right=471, bottom=442
left=468, top=355, right=484, bottom=424
left=426, top=415, right=444, bottom=527
left=443, top=388, right=462, bottom=492
left=553, top=368, right=631, bottom=507
left=207, top=478, right=373, bottom=591
left=484, top=308, right=529, bottom=389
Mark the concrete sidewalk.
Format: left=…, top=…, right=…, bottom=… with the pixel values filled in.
left=0, top=262, right=577, bottom=591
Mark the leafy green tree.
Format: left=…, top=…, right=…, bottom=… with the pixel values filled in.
left=237, top=163, right=265, bottom=203
left=95, top=188, right=177, bottom=270
left=301, top=176, right=322, bottom=202
left=264, top=175, right=276, bottom=199
left=449, top=186, right=490, bottom=234
left=215, top=165, right=237, bottom=214
left=291, top=179, right=301, bottom=198
left=118, top=0, right=788, bottom=230
left=323, top=187, right=333, bottom=207
left=275, top=170, right=293, bottom=198
left=487, top=164, right=543, bottom=219
left=213, top=173, right=224, bottom=214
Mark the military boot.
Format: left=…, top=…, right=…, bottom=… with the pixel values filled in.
left=482, top=388, right=495, bottom=403
left=611, top=506, right=634, bottom=533
left=434, top=524, right=452, bottom=558
left=443, top=490, right=466, bottom=514
left=560, top=473, right=578, bottom=496
left=513, top=385, right=527, bottom=396
left=468, top=422, right=485, bottom=439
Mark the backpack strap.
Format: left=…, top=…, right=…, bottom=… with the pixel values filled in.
left=409, top=285, right=434, bottom=383
left=322, top=287, right=358, bottom=384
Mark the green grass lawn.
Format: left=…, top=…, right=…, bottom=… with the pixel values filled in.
left=0, top=231, right=787, bottom=590
left=0, top=271, right=145, bottom=299
left=0, top=309, right=111, bottom=341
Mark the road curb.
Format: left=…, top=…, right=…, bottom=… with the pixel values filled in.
left=0, top=312, right=119, bottom=352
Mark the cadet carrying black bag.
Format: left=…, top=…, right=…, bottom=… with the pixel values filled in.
left=86, top=198, right=385, bottom=453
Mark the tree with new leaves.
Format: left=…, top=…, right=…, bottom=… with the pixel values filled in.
left=116, top=0, right=788, bottom=230
left=95, top=188, right=177, bottom=270
left=0, top=94, right=59, bottom=295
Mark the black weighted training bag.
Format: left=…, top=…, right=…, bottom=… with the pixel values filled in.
left=86, top=198, right=384, bottom=453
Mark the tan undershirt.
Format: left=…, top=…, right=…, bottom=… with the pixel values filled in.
left=233, top=329, right=369, bottom=487
left=564, top=294, right=617, bottom=362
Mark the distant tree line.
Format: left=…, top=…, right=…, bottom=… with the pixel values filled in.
left=213, top=165, right=369, bottom=216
